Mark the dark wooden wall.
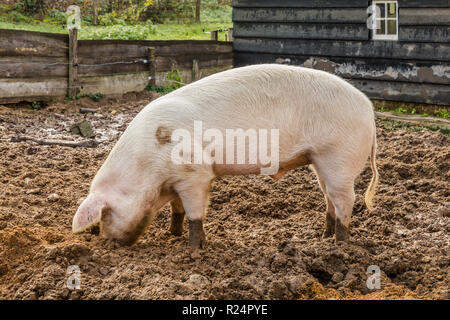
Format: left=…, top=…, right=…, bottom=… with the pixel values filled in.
left=232, top=0, right=450, bottom=105
left=0, top=29, right=233, bottom=104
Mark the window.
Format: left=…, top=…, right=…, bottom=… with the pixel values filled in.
left=371, top=1, right=398, bottom=40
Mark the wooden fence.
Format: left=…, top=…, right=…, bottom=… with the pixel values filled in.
left=0, top=29, right=233, bottom=104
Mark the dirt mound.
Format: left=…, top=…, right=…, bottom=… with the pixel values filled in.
left=0, top=94, right=448, bottom=300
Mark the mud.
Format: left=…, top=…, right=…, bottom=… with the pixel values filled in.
left=0, top=93, right=448, bottom=300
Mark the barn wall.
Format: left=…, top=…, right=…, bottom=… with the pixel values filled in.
left=0, top=29, right=233, bottom=104
left=232, top=0, right=450, bottom=105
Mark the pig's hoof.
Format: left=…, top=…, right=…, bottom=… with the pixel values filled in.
left=169, top=228, right=183, bottom=237
left=189, top=236, right=206, bottom=249
left=189, top=219, right=206, bottom=249
left=322, top=212, right=335, bottom=238
left=334, top=218, right=349, bottom=244
left=322, top=228, right=334, bottom=239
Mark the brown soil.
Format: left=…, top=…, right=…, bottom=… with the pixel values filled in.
left=0, top=93, right=448, bottom=300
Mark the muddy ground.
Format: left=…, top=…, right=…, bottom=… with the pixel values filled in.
left=0, top=92, right=448, bottom=300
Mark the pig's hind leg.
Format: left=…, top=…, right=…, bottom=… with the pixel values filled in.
left=312, top=155, right=358, bottom=244
left=311, top=165, right=336, bottom=238
left=174, top=179, right=211, bottom=249
left=169, top=197, right=185, bottom=236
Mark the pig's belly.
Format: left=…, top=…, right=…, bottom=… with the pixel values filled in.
left=212, top=152, right=311, bottom=179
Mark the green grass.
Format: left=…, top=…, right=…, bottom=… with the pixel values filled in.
left=0, top=18, right=232, bottom=40
left=374, top=104, right=450, bottom=119
left=378, top=119, right=450, bottom=136
left=0, top=4, right=232, bottom=40
left=0, top=19, right=231, bottom=40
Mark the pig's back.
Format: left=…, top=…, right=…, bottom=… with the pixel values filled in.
left=163, top=64, right=370, bottom=117
left=137, top=64, right=374, bottom=160
left=150, top=64, right=373, bottom=131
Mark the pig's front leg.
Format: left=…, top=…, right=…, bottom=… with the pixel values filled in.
left=175, top=180, right=210, bottom=249
left=189, top=219, right=206, bottom=249
left=169, top=197, right=185, bottom=236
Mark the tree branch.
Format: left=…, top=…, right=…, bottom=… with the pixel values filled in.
left=10, top=136, right=100, bottom=148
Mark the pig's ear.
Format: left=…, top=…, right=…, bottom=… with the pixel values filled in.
left=72, top=199, right=110, bottom=233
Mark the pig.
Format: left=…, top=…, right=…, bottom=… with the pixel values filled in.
left=72, top=64, right=379, bottom=248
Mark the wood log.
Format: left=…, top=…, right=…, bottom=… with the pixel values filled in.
left=10, top=136, right=100, bottom=148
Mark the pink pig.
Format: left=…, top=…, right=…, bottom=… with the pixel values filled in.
left=73, top=64, right=379, bottom=248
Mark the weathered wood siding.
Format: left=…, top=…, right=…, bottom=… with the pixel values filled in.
left=0, top=29, right=233, bottom=103
left=232, top=0, right=450, bottom=105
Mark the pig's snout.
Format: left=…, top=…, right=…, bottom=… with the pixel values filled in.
left=72, top=194, right=107, bottom=234
left=73, top=193, right=153, bottom=246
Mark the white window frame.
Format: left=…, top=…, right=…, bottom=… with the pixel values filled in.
left=371, top=0, right=399, bottom=41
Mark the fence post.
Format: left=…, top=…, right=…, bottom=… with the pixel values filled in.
left=227, top=28, right=233, bottom=42
left=68, top=28, right=78, bottom=99
left=210, top=30, right=218, bottom=41
left=192, top=59, right=200, bottom=82
left=148, top=47, right=156, bottom=87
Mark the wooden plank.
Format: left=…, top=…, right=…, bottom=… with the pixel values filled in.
left=349, top=79, right=450, bottom=105
left=0, top=51, right=233, bottom=78
left=155, top=53, right=233, bottom=72
left=400, top=8, right=450, bottom=25
left=0, top=77, right=68, bottom=102
left=399, top=26, right=450, bottom=43
left=155, top=65, right=232, bottom=87
left=76, top=53, right=233, bottom=76
left=398, top=0, right=450, bottom=8
left=232, top=0, right=367, bottom=8
left=0, top=56, right=68, bottom=78
left=0, top=28, right=68, bottom=41
left=233, top=52, right=450, bottom=85
left=0, top=29, right=68, bottom=57
left=78, top=39, right=231, bottom=46
left=78, top=72, right=150, bottom=96
left=233, top=22, right=368, bottom=40
left=77, top=56, right=148, bottom=76
left=78, top=43, right=147, bottom=58
left=233, top=38, right=450, bottom=61
left=233, top=8, right=367, bottom=23
left=78, top=41, right=232, bottom=58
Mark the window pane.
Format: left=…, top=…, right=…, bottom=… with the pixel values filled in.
left=387, top=3, right=396, bottom=18
left=387, top=19, right=397, bottom=35
left=376, top=19, right=386, bottom=34
left=376, top=3, right=386, bottom=18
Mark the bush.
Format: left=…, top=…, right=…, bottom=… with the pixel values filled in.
left=45, top=9, right=66, bottom=24
left=7, top=11, right=32, bottom=23
left=141, top=0, right=194, bottom=23
left=165, top=69, right=184, bottom=90
left=81, top=22, right=154, bottom=40
left=15, top=0, right=46, bottom=14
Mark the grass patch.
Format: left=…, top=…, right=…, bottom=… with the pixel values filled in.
left=0, top=2, right=232, bottom=40
left=0, top=17, right=232, bottom=40
left=378, top=119, right=450, bottom=136
left=372, top=99, right=449, bottom=119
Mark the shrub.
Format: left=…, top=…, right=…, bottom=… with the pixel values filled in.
left=6, top=10, right=32, bottom=23
left=15, top=0, right=46, bottom=14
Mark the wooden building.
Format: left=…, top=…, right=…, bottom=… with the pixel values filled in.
left=232, top=0, right=450, bottom=105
